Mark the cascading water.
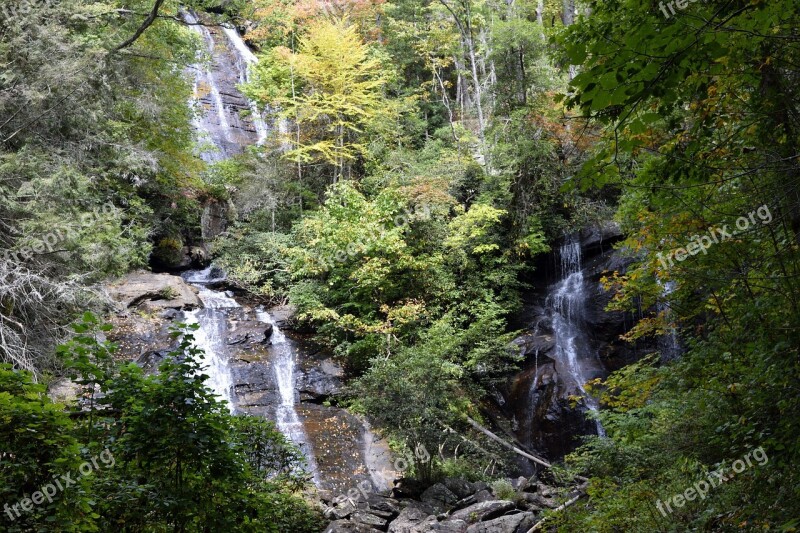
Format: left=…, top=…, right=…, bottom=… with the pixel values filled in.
left=256, top=309, right=320, bottom=482
left=182, top=266, right=238, bottom=412
left=220, top=26, right=270, bottom=144
left=184, top=10, right=267, bottom=161
left=658, top=280, right=682, bottom=361
left=176, top=14, right=391, bottom=490
left=546, top=238, right=606, bottom=436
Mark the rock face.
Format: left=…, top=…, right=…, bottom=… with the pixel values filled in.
left=298, top=357, right=345, bottom=403
left=201, top=199, right=232, bottom=241
left=322, top=476, right=574, bottom=533
left=105, top=271, right=201, bottom=312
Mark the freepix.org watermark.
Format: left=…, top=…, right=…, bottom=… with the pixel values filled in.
left=655, top=446, right=768, bottom=517
left=4, top=449, right=115, bottom=521
left=657, top=204, right=772, bottom=270
left=658, top=0, right=705, bottom=19
left=331, top=443, right=431, bottom=508
left=0, top=0, right=55, bottom=21
left=1, top=202, right=118, bottom=264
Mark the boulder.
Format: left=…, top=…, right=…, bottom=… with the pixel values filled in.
left=430, top=519, right=469, bottom=532
left=421, top=483, right=459, bottom=512
left=298, top=358, right=345, bottom=403
left=324, top=520, right=383, bottom=533
left=352, top=511, right=389, bottom=530
left=578, top=221, right=623, bottom=256
left=367, top=494, right=402, bottom=516
left=388, top=502, right=436, bottom=532
left=105, top=271, right=201, bottom=312
left=448, top=501, right=516, bottom=524
left=466, top=512, right=535, bottom=533
left=324, top=499, right=357, bottom=520
left=442, top=478, right=476, bottom=499
left=225, top=309, right=273, bottom=346
left=510, top=477, right=530, bottom=491
left=392, top=478, right=427, bottom=499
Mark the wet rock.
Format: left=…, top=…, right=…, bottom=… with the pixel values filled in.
left=579, top=221, right=623, bottom=256
left=510, top=331, right=555, bottom=360
left=226, top=321, right=272, bottom=346
left=298, top=358, right=344, bottom=403
left=269, top=304, right=297, bottom=328
left=448, top=501, right=516, bottom=524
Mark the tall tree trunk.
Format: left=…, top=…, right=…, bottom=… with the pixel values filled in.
left=439, top=0, right=488, bottom=168
left=561, top=0, right=576, bottom=79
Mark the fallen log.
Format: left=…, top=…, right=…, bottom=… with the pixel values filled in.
left=465, top=416, right=552, bottom=468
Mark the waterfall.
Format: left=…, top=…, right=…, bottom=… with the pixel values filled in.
left=256, top=309, right=320, bottom=482
left=184, top=10, right=268, bottom=161
left=185, top=11, right=233, bottom=162
left=220, top=25, right=270, bottom=144
left=658, top=280, right=681, bottom=361
left=182, top=267, right=238, bottom=412
left=546, top=237, right=606, bottom=436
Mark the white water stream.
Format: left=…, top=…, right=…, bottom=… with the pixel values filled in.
left=546, top=238, right=606, bottom=436
left=183, top=267, right=238, bottom=412
left=256, top=310, right=319, bottom=481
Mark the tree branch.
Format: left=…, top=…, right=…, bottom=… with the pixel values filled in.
left=112, top=0, right=166, bottom=52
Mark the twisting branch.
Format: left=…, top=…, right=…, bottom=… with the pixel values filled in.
left=112, top=0, right=166, bottom=52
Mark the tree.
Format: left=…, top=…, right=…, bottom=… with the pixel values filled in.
left=553, top=0, right=800, bottom=528
left=248, top=17, right=393, bottom=181
left=53, top=315, right=322, bottom=532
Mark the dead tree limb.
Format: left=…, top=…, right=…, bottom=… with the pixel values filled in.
left=465, top=416, right=552, bottom=468
left=526, top=486, right=588, bottom=532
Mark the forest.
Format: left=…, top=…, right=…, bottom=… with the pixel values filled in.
left=0, top=0, right=798, bottom=531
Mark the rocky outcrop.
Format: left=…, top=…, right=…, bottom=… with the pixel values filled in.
left=102, top=272, right=203, bottom=363
left=322, top=476, right=575, bottom=533
left=201, top=199, right=232, bottom=241
left=105, top=271, right=201, bottom=312
left=298, top=357, right=344, bottom=403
